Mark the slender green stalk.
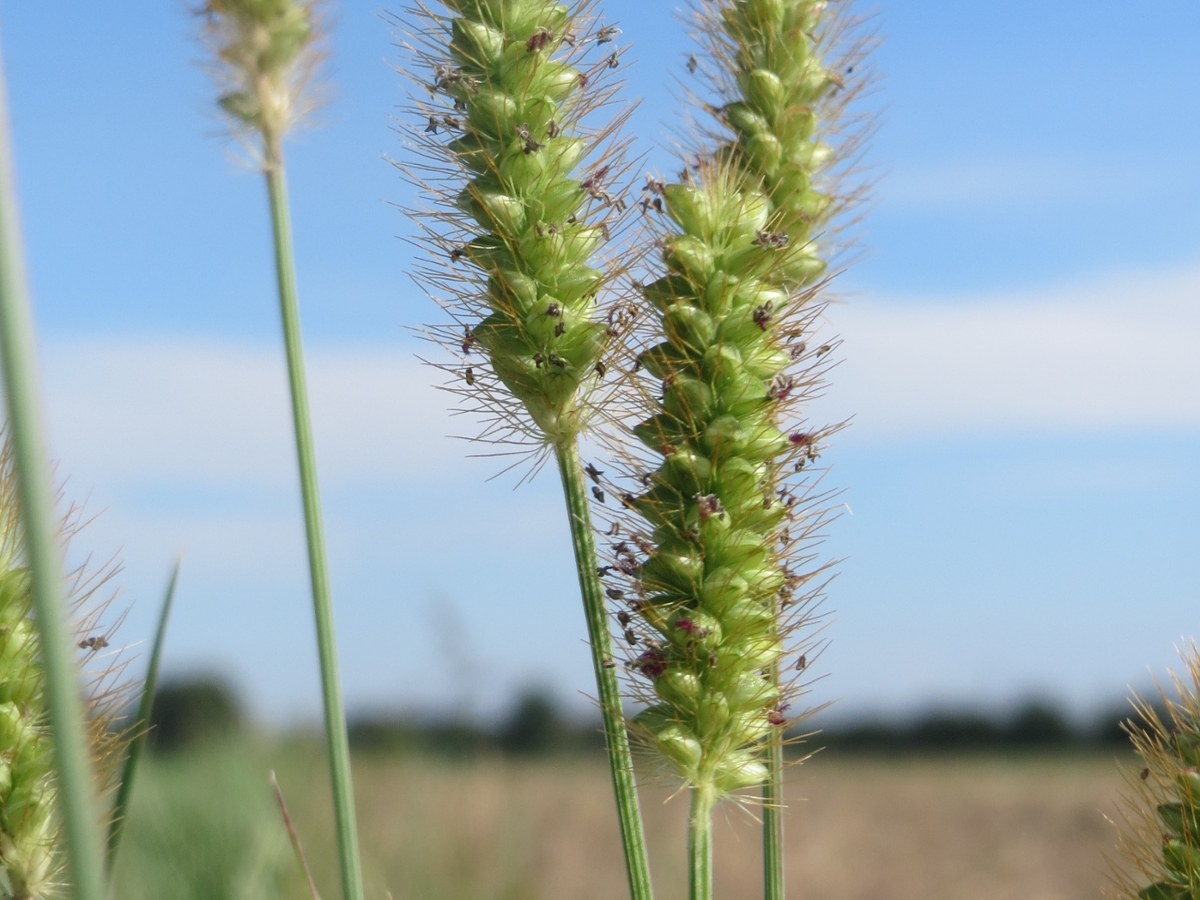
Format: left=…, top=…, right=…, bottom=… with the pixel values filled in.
left=400, top=3, right=655, bottom=896
left=107, top=557, right=181, bottom=868
left=688, top=788, right=715, bottom=900
left=265, top=152, right=365, bottom=900
left=762, top=666, right=784, bottom=900
left=0, top=48, right=106, bottom=900
left=198, top=5, right=364, bottom=899
left=556, top=442, right=653, bottom=900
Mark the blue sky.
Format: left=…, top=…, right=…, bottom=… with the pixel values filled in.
left=0, top=1, right=1197, bottom=724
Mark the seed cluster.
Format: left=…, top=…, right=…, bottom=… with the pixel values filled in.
left=619, top=0, right=848, bottom=798
left=409, top=0, right=628, bottom=446
left=201, top=0, right=319, bottom=154
left=0, top=566, right=56, bottom=900
left=1118, top=653, right=1200, bottom=900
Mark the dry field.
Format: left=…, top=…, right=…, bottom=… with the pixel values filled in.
left=260, top=750, right=1136, bottom=900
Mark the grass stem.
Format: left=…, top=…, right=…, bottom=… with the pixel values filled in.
left=555, top=441, right=654, bottom=900
left=0, top=47, right=107, bottom=900
left=264, top=150, right=365, bottom=900
left=688, top=788, right=714, bottom=900
left=762, top=716, right=784, bottom=900
left=107, top=556, right=181, bottom=868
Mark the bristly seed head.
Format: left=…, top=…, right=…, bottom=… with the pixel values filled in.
left=200, top=0, right=322, bottom=165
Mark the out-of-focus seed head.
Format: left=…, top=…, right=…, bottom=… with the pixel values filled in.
left=200, top=0, right=323, bottom=163
left=1111, top=646, right=1200, bottom=900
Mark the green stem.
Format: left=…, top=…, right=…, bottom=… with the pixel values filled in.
left=264, top=150, right=365, bottom=900
left=555, top=441, right=654, bottom=900
left=107, top=556, right=181, bottom=868
left=0, top=48, right=107, bottom=900
left=689, top=787, right=715, bottom=900
left=762, top=716, right=784, bottom=900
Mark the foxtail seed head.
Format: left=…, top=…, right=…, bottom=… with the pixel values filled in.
left=602, top=0, right=867, bottom=800
left=398, top=0, right=635, bottom=453
left=200, top=0, right=322, bottom=164
left=0, top=443, right=131, bottom=900
left=1110, top=646, right=1200, bottom=900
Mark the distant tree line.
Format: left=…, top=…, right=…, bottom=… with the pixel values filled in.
left=144, top=677, right=1158, bottom=756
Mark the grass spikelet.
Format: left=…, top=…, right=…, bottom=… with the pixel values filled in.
left=394, top=4, right=655, bottom=897
left=1110, top=645, right=1200, bottom=900
left=591, top=2, right=869, bottom=895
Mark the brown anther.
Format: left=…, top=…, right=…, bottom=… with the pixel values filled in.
left=617, top=611, right=632, bottom=626
left=515, top=123, right=541, bottom=154
left=545, top=302, right=561, bottom=317
left=624, top=629, right=639, bottom=646
left=425, top=116, right=439, bottom=134
left=548, top=353, right=566, bottom=369
left=585, top=462, right=604, bottom=483
left=592, top=487, right=606, bottom=503
left=526, top=29, right=554, bottom=52
left=607, top=52, right=620, bottom=69
left=602, top=659, right=616, bottom=669
left=533, top=352, right=545, bottom=368
left=796, top=654, right=808, bottom=671
left=598, top=565, right=613, bottom=577
left=754, top=230, right=790, bottom=249
left=606, top=588, right=625, bottom=600
left=442, top=115, right=460, bottom=129
left=768, top=375, right=795, bottom=402
left=686, top=54, right=698, bottom=74
left=607, top=522, right=621, bottom=536
left=767, top=709, right=787, bottom=727
left=461, top=328, right=476, bottom=354
left=753, top=303, right=773, bottom=331
left=790, top=341, right=808, bottom=360
left=464, top=366, right=475, bottom=386
left=596, top=25, right=620, bottom=44
left=1141, top=767, right=1151, bottom=780
left=594, top=360, right=607, bottom=378
left=695, top=493, right=725, bottom=521
left=78, top=636, right=109, bottom=651
left=449, top=247, right=465, bottom=261
left=547, top=119, right=560, bottom=138
left=817, top=344, right=833, bottom=356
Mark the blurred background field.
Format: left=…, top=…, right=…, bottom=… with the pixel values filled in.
left=112, top=737, right=1133, bottom=900
left=109, top=680, right=1141, bottom=900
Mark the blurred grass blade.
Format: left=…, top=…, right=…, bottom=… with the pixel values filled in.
left=271, top=771, right=323, bottom=900
left=0, top=42, right=107, bottom=900
left=107, top=556, right=181, bottom=867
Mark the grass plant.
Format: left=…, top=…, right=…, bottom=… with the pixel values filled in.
left=396, top=2, right=653, bottom=897
left=107, top=558, right=181, bottom=869
left=593, top=2, right=869, bottom=897
left=1112, top=646, right=1200, bottom=900
left=199, top=3, right=365, bottom=899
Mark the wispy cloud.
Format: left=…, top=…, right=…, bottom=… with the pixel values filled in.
left=815, top=265, right=1200, bottom=439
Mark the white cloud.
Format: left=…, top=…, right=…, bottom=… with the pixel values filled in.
left=37, top=264, right=1200, bottom=492
left=814, top=265, right=1200, bottom=439
left=43, top=339, right=471, bottom=489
